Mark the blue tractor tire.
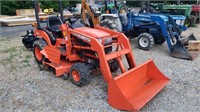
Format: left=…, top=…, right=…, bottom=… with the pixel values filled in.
left=154, top=35, right=165, bottom=45
left=137, top=33, right=154, bottom=50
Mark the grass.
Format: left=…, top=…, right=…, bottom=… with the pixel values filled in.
left=191, top=24, right=198, bottom=28
left=19, top=54, right=32, bottom=68
left=0, top=45, right=18, bottom=64
left=22, top=55, right=32, bottom=64
left=22, top=59, right=29, bottom=64
left=7, top=47, right=16, bottom=52
left=0, top=53, right=32, bottom=69
left=21, top=63, right=30, bottom=68
left=5, top=53, right=15, bottom=62
left=0, top=43, right=32, bottom=68
left=0, top=47, right=16, bottom=53
left=0, top=37, right=8, bottom=41
left=0, top=52, right=15, bottom=64
left=25, top=55, right=32, bottom=59
left=0, top=40, right=32, bottom=69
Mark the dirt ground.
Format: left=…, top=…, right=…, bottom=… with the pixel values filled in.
left=0, top=24, right=200, bottom=112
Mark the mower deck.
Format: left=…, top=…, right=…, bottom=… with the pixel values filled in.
left=45, top=59, right=74, bottom=77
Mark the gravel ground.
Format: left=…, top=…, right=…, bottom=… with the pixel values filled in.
left=0, top=24, right=200, bottom=112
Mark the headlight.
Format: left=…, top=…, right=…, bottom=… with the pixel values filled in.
left=176, top=20, right=185, bottom=25
left=180, top=20, right=185, bottom=25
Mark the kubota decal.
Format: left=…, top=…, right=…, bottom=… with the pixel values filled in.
left=72, top=33, right=91, bottom=42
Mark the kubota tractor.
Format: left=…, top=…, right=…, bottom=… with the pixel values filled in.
left=22, top=0, right=170, bottom=111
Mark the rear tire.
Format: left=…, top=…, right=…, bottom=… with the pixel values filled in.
left=33, top=39, right=47, bottom=64
left=137, top=33, right=154, bottom=50
left=100, top=19, right=118, bottom=31
left=70, top=63, right=93, bottom=87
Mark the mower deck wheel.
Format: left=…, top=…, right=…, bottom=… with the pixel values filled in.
left=61, top=74, right=70, bottom=80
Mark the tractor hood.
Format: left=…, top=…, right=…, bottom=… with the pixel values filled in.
left=139, top=13, right=169, bottom=22
left=170, top=15, right=186, bottom=20
left=139, top=13, right=186, bottom=22
left=74, top=27, right=111, bottom=38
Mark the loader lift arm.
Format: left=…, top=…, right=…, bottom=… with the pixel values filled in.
left=81, top=0, right=100, bottom=27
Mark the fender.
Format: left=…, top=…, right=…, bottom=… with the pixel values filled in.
left=34, top=29, right=53, bottom=46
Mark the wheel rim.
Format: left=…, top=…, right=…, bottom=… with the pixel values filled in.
left=139, top=37, right=149, bottom=48
left=71, top=69, right=80, bottom=82
left=34, top=46, right=42, bottom=61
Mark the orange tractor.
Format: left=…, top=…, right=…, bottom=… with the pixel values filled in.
left=24, top=0, right=170, bottom=111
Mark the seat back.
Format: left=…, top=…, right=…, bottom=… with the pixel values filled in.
left=47, top=16, right=63, bottom=32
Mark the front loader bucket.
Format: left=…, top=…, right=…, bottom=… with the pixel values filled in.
left=171, top=34, right=200, bottom=60
left=108, top=60, right=170, bottom=111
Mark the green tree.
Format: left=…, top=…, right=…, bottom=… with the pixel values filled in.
left=0, top=0, right=78, bottom=15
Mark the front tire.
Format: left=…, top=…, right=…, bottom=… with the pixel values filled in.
left=109, top=59, right=119, bottom=72
left=137, top=33, right=154, bottom=50
left=70, top=63, right=93, bottom=87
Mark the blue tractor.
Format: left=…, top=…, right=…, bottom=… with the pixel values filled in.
left=99, top=1, right=199, bottom=60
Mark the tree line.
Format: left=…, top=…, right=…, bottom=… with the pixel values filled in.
left=1, top=0, right=197, bottom=16
left=1, top=0, right=79, bottom=15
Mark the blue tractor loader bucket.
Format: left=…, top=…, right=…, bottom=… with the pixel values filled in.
left=171, top=34, right=200, bottom=60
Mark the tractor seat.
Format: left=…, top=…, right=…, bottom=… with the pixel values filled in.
left=47, top=16, right=63, bottom=33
